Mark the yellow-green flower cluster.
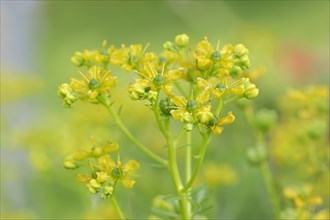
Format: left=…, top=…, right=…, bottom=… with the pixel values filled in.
left=58, top=34, right=259, bottom=134
left=64, top=142, right=139, bottom=198
left=58, top=65, right=117, bottom=107
left=280, top=185, right=329, bottom=220
left=125, top=35, right=258, bottom=133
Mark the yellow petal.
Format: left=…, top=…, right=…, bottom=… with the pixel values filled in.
left=122, top=160, right=140, bottom=172
left=211, top=126, right=224, bottom=135
left=103, top=142, right=119, bottom=153
left=219, top=112, right=235, bottom=125
left=196, top=88, right=210, bottom=105
left=283, top=188, right=298, bottom=199
left=196, top=77, right=209, bottom=88
left=167, top=69, right=182, bottom=81
left=121, top=178, right=136, bottom=189
left=170, top=95, right=186, bottom=107
left=170, top=109, right=185, bottom=121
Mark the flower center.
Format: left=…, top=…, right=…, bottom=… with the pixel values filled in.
left=153, top=75, right=164, bottom=86
left=89, top=79, right=100, bottom=90
left=216, top=82, right=226, bottom=91
left=111, top=167, right=122, bottom=179
left=211, top=51, right=221, bottom=61
left=186, top=100, right=197, bottom=112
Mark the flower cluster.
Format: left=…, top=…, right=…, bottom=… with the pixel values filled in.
left=58, top=66, right=117, bottom=107
left=64, top=142, right=139, bottom=198
left=58, top=34, right=259, bottom=134
left=280, top=185, right=329, bottom=220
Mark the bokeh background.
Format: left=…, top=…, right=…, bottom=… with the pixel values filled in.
left=1, top=1, right=329, bottom=219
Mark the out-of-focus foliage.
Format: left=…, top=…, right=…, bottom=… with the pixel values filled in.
left=1, top=1, right=329, bottom=219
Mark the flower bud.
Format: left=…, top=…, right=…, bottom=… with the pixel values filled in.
left=128, top=83, right=147, bottom=100
left=182, top=112, right=193, bottom=123
left=230, top=65, right=242, bottom=78
left=234, top=44, right=249, bottom=57
left=196, top=57, right=212, bottom=71
left=101, top=186, right=114, bottom=199
left=64, top=159, right=78, bottom=169
left=239, top=55, right=250, bottom=69
left=196, top=111, right=214, bottom=124
left=175, top=34, right=190, bottom=47
left=96, top=171, right=109, bottom=183
left=89, top=179, right=102, bottom=189
left=244, top=84, right=259, bottom=99
left=246, top=145, right=266, bottom=165
left=184, top=123, right=194, bottom=131
left=163, top=41, right=175, bottom=51
left=254, top=109, right=278, bottom=132
left=71, top=52, right=84, bottom=66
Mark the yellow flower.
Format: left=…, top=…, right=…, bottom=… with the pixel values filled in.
left=110, top=44, right=156, bottom=71
left=170, top=88, right=213, bottom=130
left=211, top=111, right=235, bottom=135
left=70, top=41, right=111, bottom=67
left=128, top=63, right=183, bottom=104
left=194, top=37, right=215, bottom=71
left=57, top=83, right=77, bottom=107
left=69, top=65, right=117, bottom=102
left=86, top=179, right=102, bottom=194
left=197, top=77, right=227, bottom=99
left=104, top=157, right=140, bottom=189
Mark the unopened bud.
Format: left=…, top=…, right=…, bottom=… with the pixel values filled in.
left=254, top=109, right=278, bottom=132
left=71, top=52, right=84, bottom=66
left=246, top=145, right=266, bottom=165
left=234, top=44, right=249, bottom=57
left=196, top=111, right=214, bottom=124
left=244, top=84, right=259, bottom=99
left=175, top=34, right=190, bottom=47
left=196, top=57, right=212, bottom=71
left=64, top=159, right=77, bottom=169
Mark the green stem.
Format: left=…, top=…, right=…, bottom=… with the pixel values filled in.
left=182, top=132, right=212, bottom=192
left=259, top=154, right=281, bottom=218
left=110, top=196, right=126, bottom=220
left=99, top=98, right=168, bottom=167
left=185, top=130, right=192, bottom=217
left=185, top=131, right=192, bottom=184
left=165, top=118, right=190, bottom=219
left=244, top=107, right=281, bottom=217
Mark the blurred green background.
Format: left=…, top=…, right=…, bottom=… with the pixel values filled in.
left=1, top=1, right=329, bottom=219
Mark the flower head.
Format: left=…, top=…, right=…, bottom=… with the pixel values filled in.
left=128, top=63, right=183, bottom=106
left=110, top=44, right=156, bottom=72
left=105, top=157, right=140, bottom=189
left=69, top=65, right=117, bottom=102
left=170, top=88, right=213, bottom=130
